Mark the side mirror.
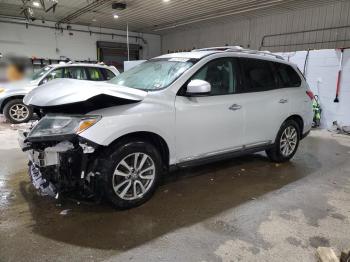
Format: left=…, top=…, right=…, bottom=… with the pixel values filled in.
left=186, top=79, right=211, bottom=96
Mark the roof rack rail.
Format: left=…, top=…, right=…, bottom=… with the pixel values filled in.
left=192, top=46, right=244, bottom=52
left=192, top=46, right=284, bottom=60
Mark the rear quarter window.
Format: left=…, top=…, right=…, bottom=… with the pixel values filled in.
left=275, top=63, right=301, bottom=88
left=87, top=67, right=104, bottom=81
left=101, top=69, right=116, bottom=80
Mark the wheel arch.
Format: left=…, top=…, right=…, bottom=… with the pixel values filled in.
left=284, top=114, right=304, bottom=137
left=0, top=95, right=25, bottom=113
left=107, top=131, right=170, bottom=169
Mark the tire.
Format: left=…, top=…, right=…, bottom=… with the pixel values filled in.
left=99, top=140, right=163, bottom=209
left=3, top=99, right=33, bottom=124
left=266, top=120, right=301, bottom=163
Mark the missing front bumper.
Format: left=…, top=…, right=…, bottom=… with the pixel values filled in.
left=19, top=131, right=102, bottom=199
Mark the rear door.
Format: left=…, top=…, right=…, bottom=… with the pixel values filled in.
left=275, top=62, right=311, bottom=133
left=238, top=58, right=291, bottom=146
left=175, top=57, right=244, bottom=162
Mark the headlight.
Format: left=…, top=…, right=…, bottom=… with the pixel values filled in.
left=0, top=88, right=6, bottom=93
left=28, top=115, right=101, bottom=138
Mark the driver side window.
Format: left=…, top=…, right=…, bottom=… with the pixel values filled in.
left=190, top=58, right=238, bottom=95
left=41, top=68, right=64, bottom=84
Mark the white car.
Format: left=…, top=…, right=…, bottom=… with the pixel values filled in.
left=19, top=47, right=313, bottom=209
left=0, top=62, right=119, bottom=123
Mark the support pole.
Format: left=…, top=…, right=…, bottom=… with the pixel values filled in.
left=127, top=22, right=130, bottom=61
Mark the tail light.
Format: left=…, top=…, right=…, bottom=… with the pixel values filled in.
left=306, top=90, right=314, bottom=100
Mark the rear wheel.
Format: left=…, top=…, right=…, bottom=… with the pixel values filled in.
left=266, top=120, right=300, bottom=162
left=100, top=140, right=162, bottom=209
left=3, top=99, right=33, bottom=124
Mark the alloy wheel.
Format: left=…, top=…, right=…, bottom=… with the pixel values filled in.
left=112, top=152, right=156, bottom=201
left=280, top=126, right=298, bottom=157
left=9, top=104, right=29, bottom=122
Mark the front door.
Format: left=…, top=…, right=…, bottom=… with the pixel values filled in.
left=175, top=57, right=244, bottom=163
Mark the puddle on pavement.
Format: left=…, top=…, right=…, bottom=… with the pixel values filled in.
left=1, top=132, right=349, bottom=252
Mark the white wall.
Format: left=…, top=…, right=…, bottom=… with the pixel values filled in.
left=0, top=20, right=161, bottom=61
left=162, top=1, right=350, bottom=53
left=278, top=49, right=350, bottom=128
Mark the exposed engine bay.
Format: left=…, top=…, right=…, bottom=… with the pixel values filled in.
left=19, top=128, right=105, bottom=200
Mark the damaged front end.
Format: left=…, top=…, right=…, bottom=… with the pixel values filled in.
left=19, top=115, right=104, bottom=200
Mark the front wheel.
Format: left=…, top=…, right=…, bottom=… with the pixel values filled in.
left=266, top=120, right=300, bottom=162
left=3, top=99, right=33, bottom=124
left=100, top=140, right=163, bottom=209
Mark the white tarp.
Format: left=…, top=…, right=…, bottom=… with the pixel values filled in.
left=277, top=49, right=350, bottom=128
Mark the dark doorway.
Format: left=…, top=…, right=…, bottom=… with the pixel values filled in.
left=97, top=41, right=140, bottom=72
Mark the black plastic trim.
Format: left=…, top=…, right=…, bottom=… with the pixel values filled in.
left=25, top=134, right=76, bottom=143
left=172, top=144, right=274, bottom=169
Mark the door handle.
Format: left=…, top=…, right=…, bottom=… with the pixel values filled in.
left=279, top=99, right=288, bottom=104
left=229, top=104, right=242, bottom=111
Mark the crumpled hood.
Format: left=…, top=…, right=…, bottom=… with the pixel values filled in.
left=23, top=79, right=147, bottom=107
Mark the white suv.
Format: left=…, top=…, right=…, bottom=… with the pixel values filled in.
left=0, top=62, right=119, bottom=123
left=19, top=47, right=313, bottom=209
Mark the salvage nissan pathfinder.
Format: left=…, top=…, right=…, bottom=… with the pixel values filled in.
left=19, top=46, right=313, bottom=209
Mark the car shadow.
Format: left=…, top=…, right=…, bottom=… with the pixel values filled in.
left=17, top=135, right=344, bottom=251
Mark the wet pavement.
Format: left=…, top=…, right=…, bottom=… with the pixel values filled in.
left=0, top=121, right=350, bottom=262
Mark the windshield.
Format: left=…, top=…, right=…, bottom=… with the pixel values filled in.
left=110, top=58, right=195, bottom=90
left=30, top=66, right=52, bottom=80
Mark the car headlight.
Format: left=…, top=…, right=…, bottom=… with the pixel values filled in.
left=0, top=88, right=6, bottom=93
left=28, top=115, right=101, bottom=138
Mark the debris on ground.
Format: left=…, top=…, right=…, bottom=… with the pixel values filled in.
left=240, top=168, right=246, bottom=172
left=59, top=209, right=71, bottom=216
left=10, top=121, right=38, bottom=131
left=328, top=121, right=350, bottom=135
left=316, top=247, right=339, bottom=262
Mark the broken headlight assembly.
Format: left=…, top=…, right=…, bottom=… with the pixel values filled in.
left=28, top=115, right=101, bottom=138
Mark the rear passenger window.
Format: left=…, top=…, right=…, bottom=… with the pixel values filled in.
left=275, top=63, right=301, bottom=87
left=241, top=58, right=277, bottom=92
left=64, top=67, right=88, bottom=80
left=190, top=58, right=239, bottom=95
